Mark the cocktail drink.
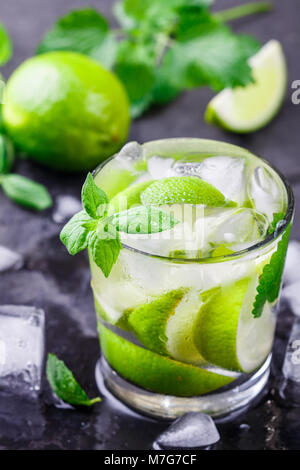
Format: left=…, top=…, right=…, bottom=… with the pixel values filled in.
left=61, top=138, right=294, bottom=419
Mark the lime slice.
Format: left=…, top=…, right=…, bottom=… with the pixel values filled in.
left=194, top=278, right=275, bottom=372
left=109, top=179, right=154, bottom=212
left=99, top=324, right=234, bottom=396
left=205, top=40, right=287, bottom=133
left=128, top=288, right=186, bottom=355
left=141, top=176, right=234, bottom=207
left=165, top=289, right=207, bottom=366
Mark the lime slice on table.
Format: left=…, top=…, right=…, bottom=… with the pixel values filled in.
left=99, top=324, right=234, bottom=396
left=194, top=277, right=275, bottom=373
left=205, top=40, right=287, bottom=133
left=140, top=176, right=236, bottom=207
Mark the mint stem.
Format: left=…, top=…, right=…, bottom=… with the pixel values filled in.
left=214, top=1, right=272, bottom=22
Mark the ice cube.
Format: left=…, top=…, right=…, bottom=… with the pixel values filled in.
left=117, top=141, right=143, bottom=162
left=202, top=207, right=269, bottom=255
left=0, top=305, right=45, bottom=396
left=0, top=245, right=23, bottom=272
left=147, top=155, right=175, bottom=179
left=283, top=240, right=300, bottom=287
left=248, top=166, right=284, bottom=221
left=154, top=412, right=220, bottom=449
left=192, top=156, right=246, bottom=205
left=52, top=195, right=82, bottom=223
left=282, top=282, right=300, bottom=317
left=278, top=318, right=300, bottom=405
left=173, top=161, right=203, bottom=177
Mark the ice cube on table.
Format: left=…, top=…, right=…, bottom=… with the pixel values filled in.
left=52, top=195, right=82, bottom=223
left=154, top=412, right=220, bottom=449
left=0, top=245, right=23, bottom=272
left=283, top=240, right=300, bottom=287
left=248, top=166, right=284, bottom=221
left=189, top=156, right=246, bottom=205
left=0, top=305, right=45, bottom=397
left=282, top=282, right=300, bottom=317
left=279, top=318, right=300, bottom=405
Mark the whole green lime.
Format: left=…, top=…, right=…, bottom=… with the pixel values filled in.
left=3, top=51, right=130, bottom=171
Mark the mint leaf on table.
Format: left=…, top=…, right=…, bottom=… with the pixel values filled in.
left=161, top=25, right=257, bottom=92
left=36, top=8, right=117, bottom=69
left=36, top=1, right=270, bottom=119
left=111, top=205, right=179, bottom=234
left=0, top=174, right=52, bottom=211
left=46, top=354, right=101, bottom=407
left=0, top=134, right=14, bottom=174
left=81, top=172, right=109, bottom=218
left=0, top=22, right=12, bottom=66
left=252, top=223, right=291, bottom=318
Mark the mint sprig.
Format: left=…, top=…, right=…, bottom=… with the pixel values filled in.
left=252, top=222, right=291, bottom=318
left=60, top=173, right=179, bottom=278
left=36, top=1, right=271, bottom=118
left=46, top=353, right=101, bottom=407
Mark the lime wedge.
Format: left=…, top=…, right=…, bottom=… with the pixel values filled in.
left=194, top=278, right=275, bottom=372
left=205, top=40, right=287, bottom=133
left=99, top=324, right=234, bottom=396
left=128, top=288, right=186, bottom=355
left=109, top=179, right=153, bottom=212
left=141, top=176, right=234, bottom=207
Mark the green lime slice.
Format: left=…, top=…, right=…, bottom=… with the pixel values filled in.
left=194, top=277, right=275, bottom=372
left=205, top=40, right=287, bottom=133
left=99, top=324, right=234, bottom=396
left=109, top=179, right=154, bottom=212
left=128, top=288, right=186, bottom=356
left=140, top=176, right=234, bottom=207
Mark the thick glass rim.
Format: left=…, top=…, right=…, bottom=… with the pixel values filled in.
left=94, top=138, right=294, bottom=264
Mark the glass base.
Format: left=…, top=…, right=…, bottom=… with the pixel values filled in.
left=95, top=355, right=271, bottom=420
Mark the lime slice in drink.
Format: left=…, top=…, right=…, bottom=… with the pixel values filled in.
left=194, top=278, right=275, bottom=372
left=205, top=40, right=287, bottom=133
left=128, top=288, right=187, bottom=355
left=99, top=324, right=234, bottom=396
left=140, top=176, right=235, bottom=207
left=109, top=179, right=154, bottom=212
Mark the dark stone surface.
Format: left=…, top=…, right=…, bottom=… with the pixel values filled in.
left=0, top=0, right=300, bottom=450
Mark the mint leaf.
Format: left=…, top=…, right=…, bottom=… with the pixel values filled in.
left=0, top=134, right=14, bottom=174
left=111, top=206, right=179, bottom=234
left=46, top=353, right=101, bottom=406
left=115, top=40, right=156, bottom=118
left=0, top=174, right=52, bottom=211
left=36, top=8, right=117, bottom=69
left=60, top=210, right=96, bottom=255
left=89, top=225, right=122, bottom=278
left=82, top=172, right=109, bottom=219
left=0, top=22, right=12, bottom=66
left=161, top=25, right=255, bottom=92
left=252, top=223, right=291, bottom=318
left=268, top=212, right=285, bottom=235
